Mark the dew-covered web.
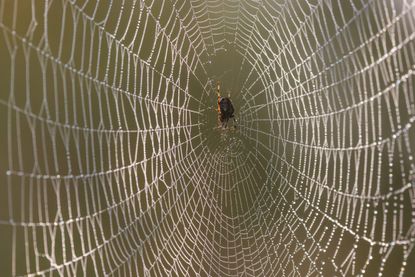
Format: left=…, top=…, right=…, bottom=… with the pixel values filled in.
left=1, top=0, right=415, bottom=276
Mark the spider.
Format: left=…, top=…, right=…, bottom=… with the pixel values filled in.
left=216, top=82, right=236, bottom=129
left=219, top=97, right=234, bottom=128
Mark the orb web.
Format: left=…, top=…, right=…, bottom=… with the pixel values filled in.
left=0, top=0, right=415, bottom=276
